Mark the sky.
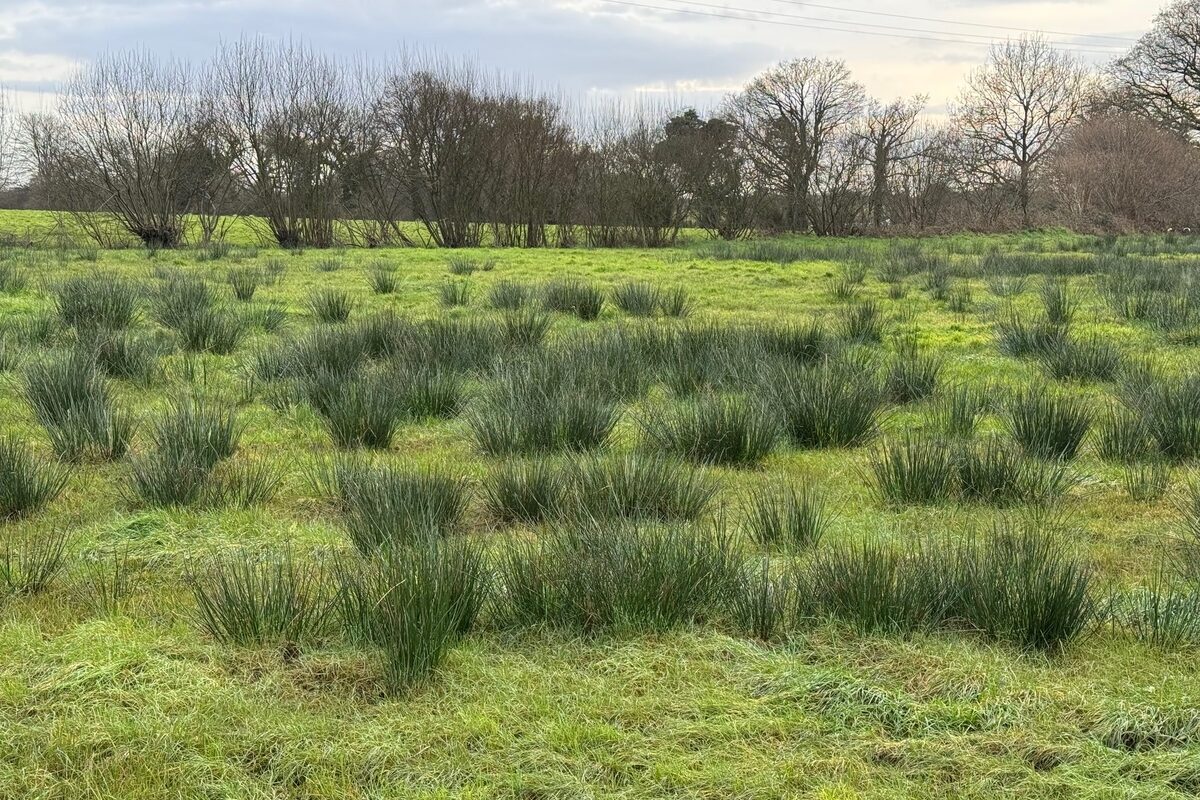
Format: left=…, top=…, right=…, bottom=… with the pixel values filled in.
left=0, top=0, right=1161, bottom=117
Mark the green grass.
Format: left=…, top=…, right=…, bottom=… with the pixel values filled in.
left=2, top=221, right=1200, bottom=796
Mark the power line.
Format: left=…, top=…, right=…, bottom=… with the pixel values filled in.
left=594, top=0, right=1129, bottom=55
left=650, top=0, right=1128, bottom=49
left=761, top=0, right=1138, bottom=44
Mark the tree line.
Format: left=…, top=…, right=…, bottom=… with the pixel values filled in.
left=2, top=0, right=1200, bottom=248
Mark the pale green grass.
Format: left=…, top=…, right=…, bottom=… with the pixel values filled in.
left=0, top=219, right=1199, bottom=797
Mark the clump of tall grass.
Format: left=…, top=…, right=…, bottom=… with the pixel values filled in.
left=335, top=539, right=488, bottom=694
left=765, top=356, right=886, bottom=448
left=802, top=527, right=1095, bottom=650
left=1093, top=404, right=1150, bottom=462
left=742, top=482, right=830, bottom=550
left=23, top=350, right=134, bottom=461
left=496, top=519, right=739, bottom=634
left=87, top=330, right=165, bottom=385
left=488, top=279, right=531, bottom=310
left=567, top=453, right=718, bottom=523
left=1037, top=334, right=1124, bottom=382
left=1041, top=277, right=1078, bottom=327
left=839, top=299, right=884, bottom=343
left=0, top=438, right=70, bottom=519
left=659, top=286, right=693, bottom=318
left=640, top=394, right=777, bottom=466
left=482, top=459, right=567, bottom=525
left=128, top=395, right=245, bottom=507
left=305, top=369, right=404, bottom=449
left=956, top=437, right=1074, bottom=506
left=324, top=459, right=469, bottom=554
left=153, top=275, right=246, bottom=353
left=0, top=530, right=69, bottom=596
left=727, top=557, right=797, bottom=642
left=500, top=308, right=552, bottom=348
left=227, top=267, right=261, bottom=301
left=1124, top=461, right=1173, bottom=502
left=53, top=274, right=140, bottom=330
left=542, top=278, right=605, bottom=320
left=1006, top=383, right=1091, bottom=460
left=612, top=281, right=661, bottom=317
left=469, top=360, right=621, bottom=455
left=446, top=255, right=494, bottom=275
left=367, top=263, right=399, bottom=294
left=995, top=311, right=1067, bottom=358
left=1121, top=371, right=1200, bottom=461
left=439, top=280, right=470, bottom=308
left=931, top=382, right=990, bottom=438
left=884, top=338, right=942, bottom=403
left=307, top=287, right=354, bottom=323
left=388, top=362, right=466, bottom=419
left=1111, top=572, right=1200, bottom=650
left=188, top=548, right=333, bottom=646
left=869, top=434, right=959, bottom=505
left=314, top=256, right=343, bottom=273
left=748, top=320, right=827, bottom=364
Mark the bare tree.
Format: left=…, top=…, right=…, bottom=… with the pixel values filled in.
left=42, top=51, right=199, bottom=247
left=212, top=39, right=349, bottom=248
left=1111, top=0, right=1200, bottom=139
left=1048, top=112, right=1200, bottom=229
left=890, top=124, right=959, bottom=232
left=726, top=58, right=865, bottom=233
left=0, top=87, right=16, bottom=193
left=953, top=36, right=1094, bottom=228
left=861, top=95, right=925, bottom=229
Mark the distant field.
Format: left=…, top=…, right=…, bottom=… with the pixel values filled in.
left=2, top=227, right=1200, bottom=798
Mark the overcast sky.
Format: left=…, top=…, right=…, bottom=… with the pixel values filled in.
left=0, top=0, right=1159, bottom=116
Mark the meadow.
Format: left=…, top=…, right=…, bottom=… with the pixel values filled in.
left=2, top=219, right=1200, bottom=798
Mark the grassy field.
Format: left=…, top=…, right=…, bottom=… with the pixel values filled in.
left=3, top=222, right=1200, bottom=798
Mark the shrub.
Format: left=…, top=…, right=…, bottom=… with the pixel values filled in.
left=227, top=267, right=261, bottom=302
left=884, top=338, right=942, bottom=404
left=335, top=539, right=488, bottom=694
left=188, top=549, right=333, bottom=646
left=542, top=278, right=605, bottom=320
left=482, top=459, right=566, bottom=525
left=869, top=434, right=959, bottom=506
left=496, top=519, right=739, bottom=634
left=331, top=460, right=469, bottom=554
left=439, top=280, right=470, bottom=308
left=568, top=453, right=718, bottom=523
left=612, top=281, right=661, bottom=316
left=53, top=274, right=140, bottom=330
left=488, top=279, right=530, bottom=310
left=742, top=482, right=830, bottom=550
left=766, top=357, right=886, bottom=449
left=839, top=300, right=884, bottom=343
left=1006, top=383, right=1091, bottom=460
left=0, top=438, right=69, bottom=519
left=307, top=288, right=354, bottom=323
left=640, top=394, right=777, bottom=466
left=23, top=350, right=134, bottom=461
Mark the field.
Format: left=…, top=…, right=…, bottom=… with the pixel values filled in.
left=3, top=221, right=1200, bottom=799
